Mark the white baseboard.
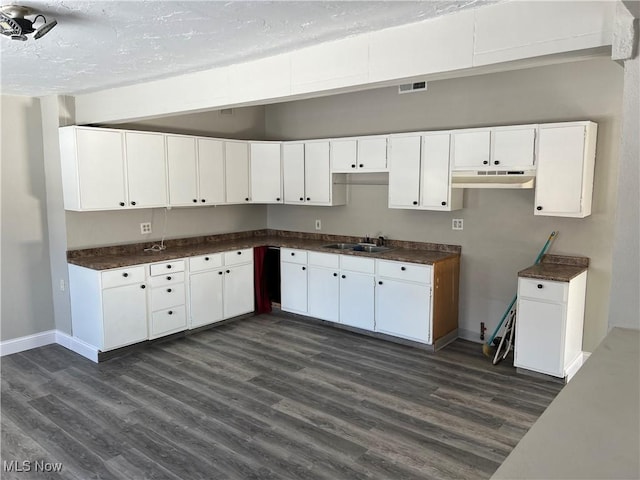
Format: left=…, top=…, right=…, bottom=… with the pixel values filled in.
left=0, top=330, right=57, bottom=357
left=0, top=330, right=98, bottom=363
left=566, top=351, right=591, bottom=382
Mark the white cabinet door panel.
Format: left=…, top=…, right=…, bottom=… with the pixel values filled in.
left=150, top=305, right=187, bottom=338
left=452, top=130, right=490, bottom=169
left=76, top=128, right=126, bottom=210
left=492, top=127, right=535, bottom=168
left=421, top=133, right=451, bottom=209
left=388, top=135, right=421, bottom=208
left=304, top=142, right=331, bottom=204
left=376, top=279, right=431, bottom=343
left=167, top=135, right=198, bottom=206
left=308, top=267, right=339, bottom=322
left=357, top=137, right=387, bottom=170
left=125, top=132, right=167, bottom=208
left=250, top=143, right=282, bottom=203
left=197, top=138, right=225, bottom=205
left=283, top=143, right=305, bottom=204
left=190, top=270, right=224, bottom=328
left=339, top=272, right=374, bottom=330
left=225, top=142, right=250, bottom=203
left=331, top=139, right=357, bottom=172
left=102, top=284, right=148, bottom=350
left=223, top=262, right=254, bottom=319
left=281, top=262, right=308, bottom=314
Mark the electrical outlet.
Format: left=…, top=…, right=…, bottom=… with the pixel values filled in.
left=59, top=279, right=65, bottom=292
left=315, top=219, right=321, bottom=230
left=452, top=219, right=464, bottom=230
left=140, top=222, right=152, bottom=235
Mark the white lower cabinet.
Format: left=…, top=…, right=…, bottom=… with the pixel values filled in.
left=375, top=260, right=433, bottom=343
left=68, top=264, right=149, bottom=352
left=280, top=248, right=308, bottom=315
left=148, top=260, right=187, bottom=339
left=307, top=252, right=340, bottom=322
left=515, top=272, right=587, bottom=378
left=339, top=255, right=375, bottom=330
left=223, top=261, right=254, bottom=319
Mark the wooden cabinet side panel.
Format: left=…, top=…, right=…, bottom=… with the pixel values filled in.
left=432, top=256, right=460, bottom=341
left=68, top=264, right=104, bottom=348
left=59, top=127, right=81, bottom=210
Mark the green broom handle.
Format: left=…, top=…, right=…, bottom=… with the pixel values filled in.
left=486, top=231, right=557, bottom=345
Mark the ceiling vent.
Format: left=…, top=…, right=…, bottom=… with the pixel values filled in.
left=0, top=5, right=57, bottom=41
left=398, top=81, right=427, bottom=94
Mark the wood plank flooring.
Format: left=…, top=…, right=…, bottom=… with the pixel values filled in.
left=1, top=312, right=563, bottom=479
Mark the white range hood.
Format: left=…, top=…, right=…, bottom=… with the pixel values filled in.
left=451, top=169, right=536, bottom=189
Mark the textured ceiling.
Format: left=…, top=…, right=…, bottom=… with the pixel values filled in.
left=0, top=1, right=497, bottom=97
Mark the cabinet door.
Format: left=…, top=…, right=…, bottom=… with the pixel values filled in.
left=102, top=283, right=148, bottom=350
left=190, top=270, right=224, bottom=328
left=225, top=141, right=250, bottom=204
left=76, top=128, right=127, bottom=210
left=308, top=266, right=339, bottom=322
left=388, top=135, right=421, bottom=209
left=376, top=279, right=431, bottom=343
left=492, top=127, right=535, bottom=168
left=197, top=138, right=225, bottom=205
left=223, top=262, right=254, bottom=319
left=339, top=272, right=374, bottom=330
left=535, top=125, right=586, bottom=216
left=125, top=132, right=167, bottom=208
left=280, top=262, right=308, bottom=314
left=304, top=142, right=331, bottom=204
left=282, top=143, right=305, bottom=204
left=331, top=139, right=357, bottom=172
left=167, top=135, right=198, bottom=206
left=357, top=137, right=388, bottom=171
left=250, top=143, right=282, bottom=203
left=452, top=130, right=490, bottom=169
left=515, top=298, right=565, bottom=376
left=421, top=133, right=452, bottom=209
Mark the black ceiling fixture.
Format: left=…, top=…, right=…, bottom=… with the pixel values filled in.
left=0, top=5, right=57, bottom=41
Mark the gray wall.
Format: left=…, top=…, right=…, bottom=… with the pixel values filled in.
left=1, top=96, right=55, bottom=341
left=65, top=106, right=268, bottom=249
left=265, top=58, right=624, bottom=352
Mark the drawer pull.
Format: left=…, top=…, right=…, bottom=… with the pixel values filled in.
left=140, top=285, right=146, bottom=289
left=401, top=266, right=406, bottom=271
left=168, top=310, right=173, bottom=315
left=537, top=284, right=543, bottom=289
left=351, top=164, right=356, bottom=168
left=378, top=281, right=383, bottom=285
left=359, top=164, right=364, bottom=168
left=237, top=251, right=242, bottom=255
left=201, top=199, right=206, bottom=203
left=166, top=265, right=172, bottom=269
left=167, top=288, right=172, bottom=293
left=412, top=201, right=418, bottom=205
left=204, top=257, right=209, bottom=261
left=299, top=197, right=304, bottom=201
left=306, top=197, right=310, bottom=201
left=291, top=252, right=295, bottom=256
left=302, top=267, right=306, bottom=271
left=119, top=202, right=125, bottom=207
left=218, top=271, right=223, bottom=275
left=166, top=276, right=172, bottom=280
left=226, top=270, right=230, bottom=274
left=122, top=272, right=129, bottom=277
left=193, top=199, right=198, bottom=203
left=341, top=275, right=346, bottom=279
left=333, top=273, right=338, bottom=277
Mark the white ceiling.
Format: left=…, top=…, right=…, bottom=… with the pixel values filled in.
left=0, top=1, right=497, bottom=97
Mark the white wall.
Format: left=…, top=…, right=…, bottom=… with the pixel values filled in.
left=265, top=58, right=624, bottom=352
left=1, top=96, right=55, bottom=341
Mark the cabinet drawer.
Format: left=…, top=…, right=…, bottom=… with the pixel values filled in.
left=148, top=271, right=185, bottom=288
left=377, top=260, right=432, bottom=284
left=308, top=251, right=339, bottom=268
left=340, top=255, right=375, bottom=274
left=150, top=260, right=185, bottom=276
left=518, top=278, right=568, bottom=303
left=150, top=305, right=187, bottom=337
left=189, top=254, right=223, bottom=273
left=281, top=248, right=307, bottom=265
left=102, top=266, right=146, bottom=288
left=151, top=283, right=186, bottom=311
left=224, top=248, right=253, bottom=266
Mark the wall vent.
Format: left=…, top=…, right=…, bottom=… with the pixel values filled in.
left=398, top=81, right=427, bottom=94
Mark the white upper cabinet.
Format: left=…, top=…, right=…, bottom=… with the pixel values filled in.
left=331, top=136, right=388, bottom=172
left=452, top=125, right=536, bottom=170
left=250, top=142, right=282, bottom=203
left=167, top=135, right=198, bottom=206
left=125, top=132, right=167, bottom=209
left=282, top=143, right=306, bottom=204
left=303, top=141, right=346, bottom=206
left=60, top=126, right=127, bottom=211
left=225, top=141, right=251, bottom=204
left=535, top=121, right=597, bottom=218
left=388, top=133, right=461, bottom=211
left=197, top=138, right=225, bottom=205
left=452, top=130, right=491, bottom=169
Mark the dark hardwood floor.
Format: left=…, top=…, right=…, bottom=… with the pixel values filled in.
left=1, top=312, right=563, bottom=479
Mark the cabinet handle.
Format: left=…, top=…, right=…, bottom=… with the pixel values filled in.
left=131, top=201, right=137, bottom=206
left=483, top=160, right=489, bottom=165
left=537, top=284, right=543, bottom=289
left=218, top=271, right=223, bottom=275
left=122, top=272, right=129, bottom=277
left=166, top=276, right=172, bottom=280
left=299, top=197, right=304, bottom=201
left=276, top=197, right=281, bottom=201
left=119, top=202, right=125, bottom=207
left=494, top=160, right=500, bottom=165
left=291, top=252, right=295, bottom=256
left=441, top=201, right=447, bottom=206
left=140, top=285, right=146, bottom=289
left=401, top=266, right=406, bottom=271
left=201, top=199, right=206, bottom=203
left=378, top=281, right=383, bottom=285
left=166, top=265, right=172, bottom=269
left=302, top=267, right=306, bottom=271
left=245, top=197, right=250, bottom=201
left=333, top=273, right=338, bottom=277
left=167, top=288, right=172, bottom=293
left=237, top=251, right=242, bottom=255
left=341, top=274, right=346, bottom=279
left=412, top=201, right=418, bottom=205
left=351, top=164, right=356, bottom=168
left=226, top=270, right=230, bottom=274
left=204, top=257, right=209, bottom=261
left=168, top=310, right=173, bottom=315
left=306, top=197, right=310, bottom=201
left=536, top=206, right=543, bottom=211
left=193, top=199, right=198, bottom=203
left=359, top=164, right=364, bottom=168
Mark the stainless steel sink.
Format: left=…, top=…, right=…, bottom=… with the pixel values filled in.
left=323, top=243, right=394, bottom=253
left=323, top=243, right=359, bottom=250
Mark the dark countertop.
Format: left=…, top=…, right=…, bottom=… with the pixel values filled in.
left=518, top=254, right=589, bottom=282
left=67, top=229, right=461, bottom=270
